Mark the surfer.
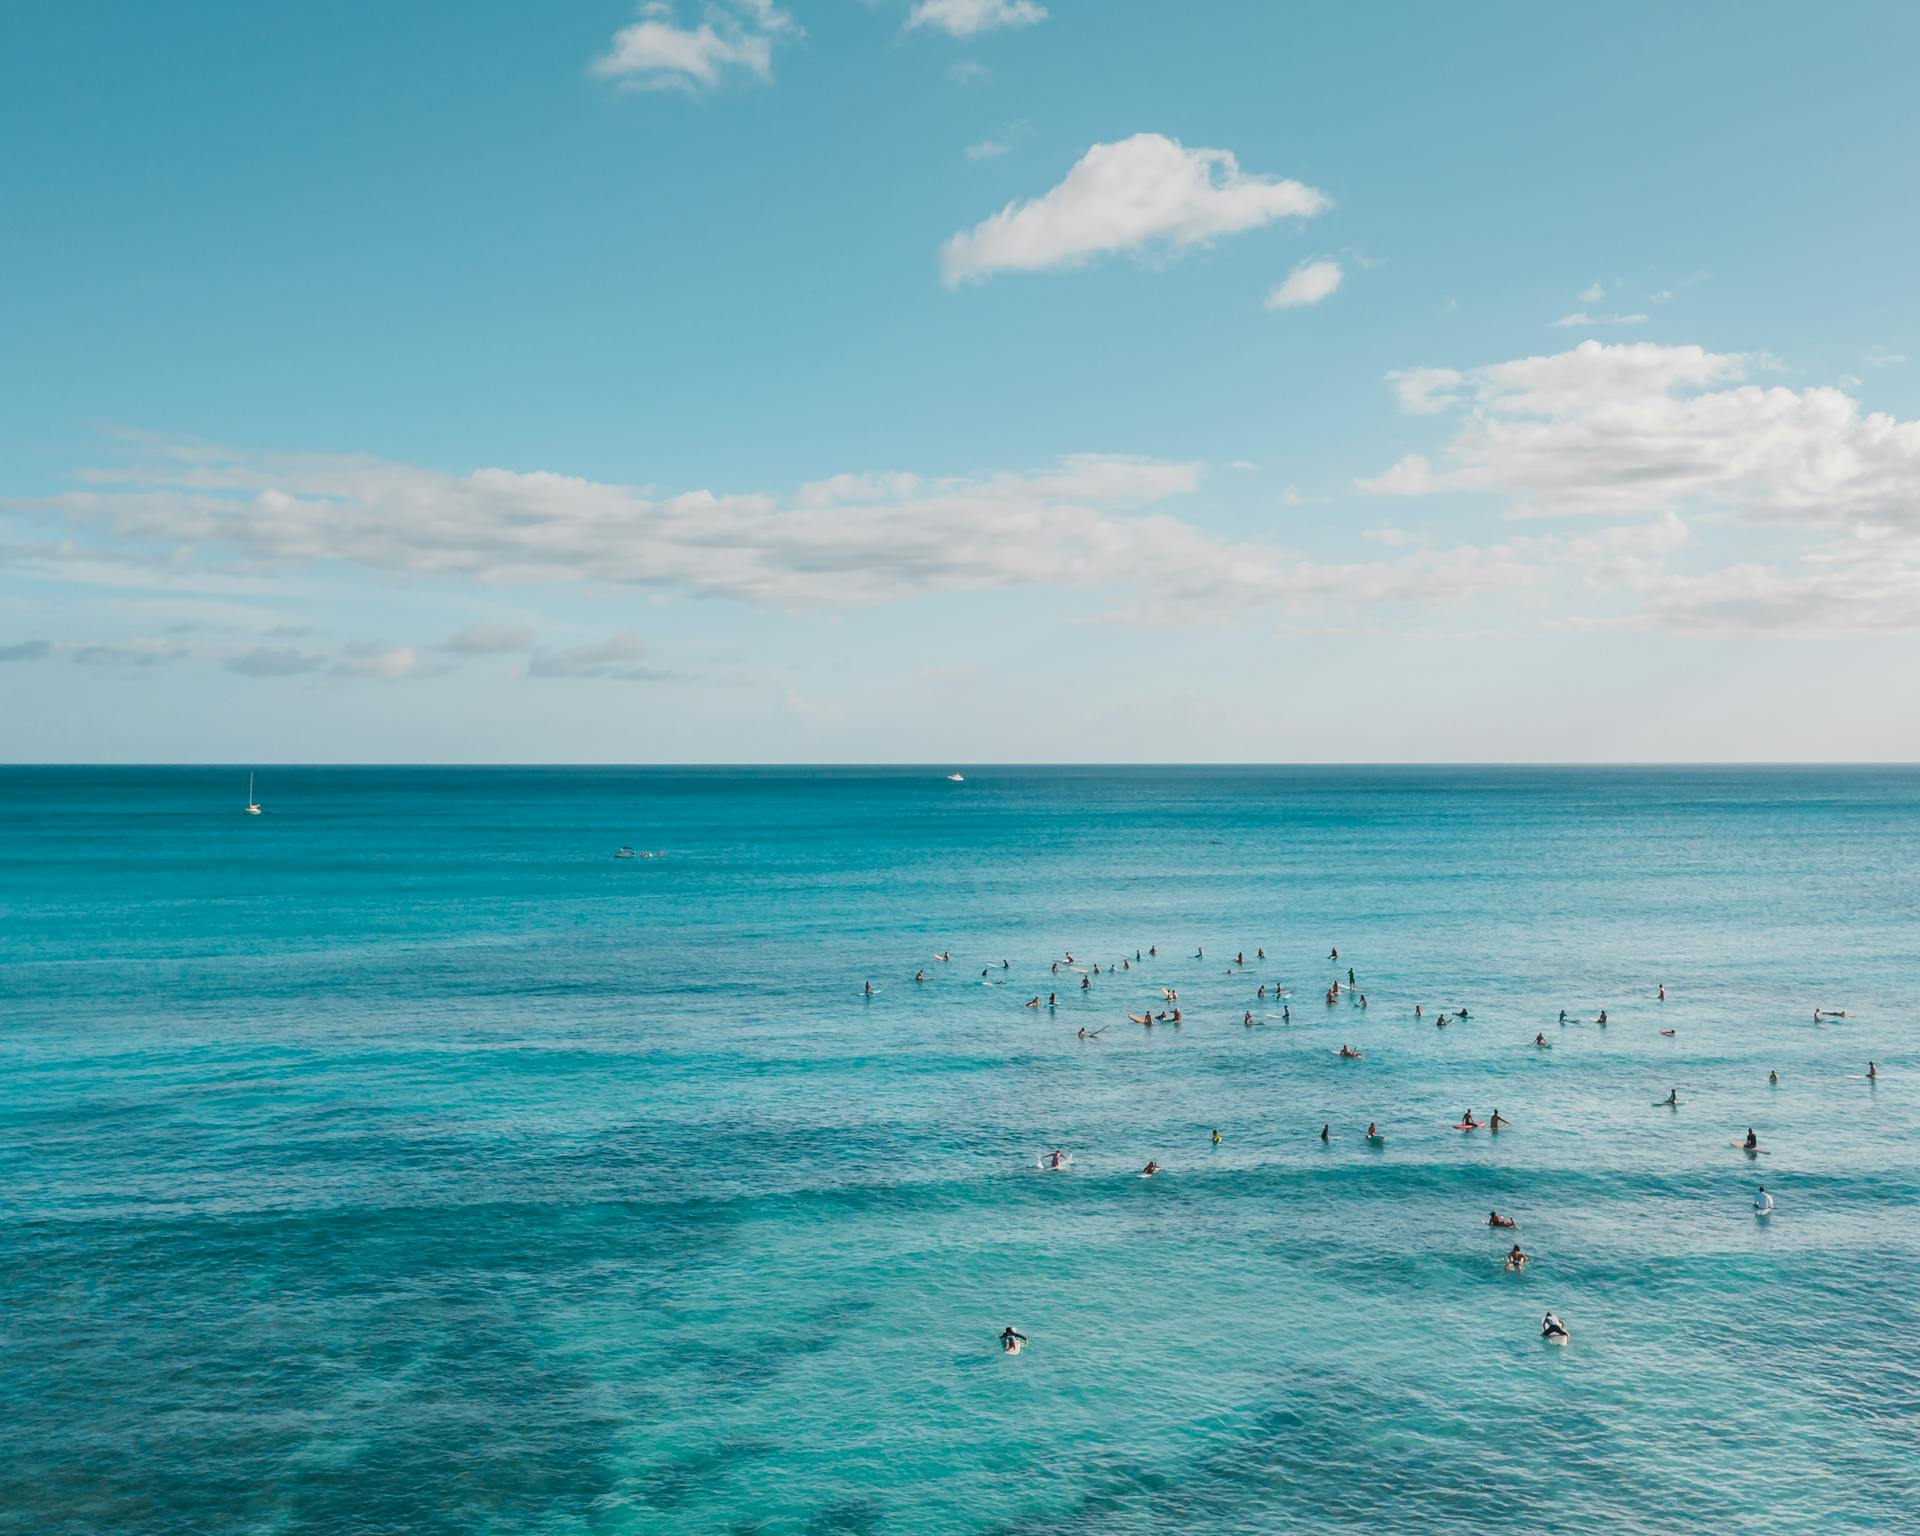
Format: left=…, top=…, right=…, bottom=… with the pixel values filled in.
left=1754, top=1185, right=1774, bottom=1215
left=1047, top=992, right=1057, bottom=1007
left=1193, top=948, right=1203, bottom=960
left=1415, top=1004, right=1423, bottom=1019
left=1212, top=1128, right=1222, bottom=1145
left=1257, top=948, right=1265, bottom=960
left=1658, top=982, right=1666, bottom=1001
left=1768, top=1069, right=1778, bottom=1085
left=1244, top=1011, right=1255, bottom=1027
left=1534, top=1032, right=1549, bottom=1048
left=1347, top=967, right=1355, bottom=984
left=1488, top=1211, right=1517, bottom=1229
left=1558, top=1009, right=1568, bottom=1024
left=1282, top=1005, right=1291, bottom=1022
left=1319, top=1124, right=1330, bottom=1142
left=864, top=980, right=874, bottom=996
left=1868, top=1060, right=1878, bottom=1080
left=1080, top=974, right=1090, bottom=990
left=1459, top=1109, right=1481, bottom=1129
left=1000, top=1326, right=1028, bottom=1355
left=1743, top=1128, right=1759, bottom=1151
left=1660, top=1088, right=1678, bottom=1106
left=1141, top=1160, right=1161, bottom=1177
left=914, top=970, right=927, bottom=983
left=1541, top=1312, right=1569, bottom=1342
left=1025, top=996, right=1041, bottom=1008
left=1596, top=1009, right=1608, bottom=1025
left=1490, top=1110, right=1509, bottom=1131
left=1047, top=1150, right=1067, bottom=1170
left=1330, top=947, right=1338, bottom=960
left=1366, top=1122, right=1379, bottom=1139
left=1076, top=1026, right=1086, bottom=1040
left=1505, top=1244, right=1529, bottom=1271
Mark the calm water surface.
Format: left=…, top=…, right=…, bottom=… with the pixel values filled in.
left=2, top=767, right=1916, bottom=1534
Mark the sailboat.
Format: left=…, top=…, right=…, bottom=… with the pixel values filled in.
left=245, top=772, right=262, bottom=815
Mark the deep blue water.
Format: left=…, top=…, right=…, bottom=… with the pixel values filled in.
left=2, top=766, right=1916, bottom=1534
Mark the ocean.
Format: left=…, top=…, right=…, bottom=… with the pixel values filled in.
left=1, top=766, right=1915, bottom=1534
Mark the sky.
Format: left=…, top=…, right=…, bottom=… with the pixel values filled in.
left=3, top=0, right=1918, bottom=763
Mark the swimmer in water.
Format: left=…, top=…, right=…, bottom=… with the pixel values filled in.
left=1141, top=1161, right=1160, bottom=1177
left=1000, top=1326, right=1027, bottom=1354
left=1081, top=974, right=1091, bottom=990
left=1415, top=1004, right=1423, bottom=1019
left=1170, top=1008, right=1181, bottom=1024
left=1366, top=1122, right=1378, bottom=1138
left=1148, top=945, right=1156, bottom=957
left=1235, top=952, right=1245, bottom=966
left=1505, top=1244, right=1529, bottom=1271
left=1358, top=994, right=1368, bottom=1008
left=1558, top=1009, right=1567, bottom=1025
left=1658, top=982, right=1666, bottom=1001
left=1490, top=1110, right=1509, bottom=1131
left=914, top=970, right=927, bottom=983
left=1282, top=1005, right=1291, bottom=1022
left=1489, top=1211, right=1517, bottom=1229
left=1244, top=1011, right=1255, bottom=1027
left=1257, top=984, right=1267, bottom=999
left=1534, top=1033, right=1549, bottom=1047
left=1596, top=1010, right=1608, bottom=1025
left=1076, top=1026, right=1086, bottom=1040
left=1330, top=947, right=1338, bottom=960
left=1257, top=948, right=1265, bottom=960
left=1320, top=1124, right=1330, bottom=1142
left=1025, top=996, right=1041, bottom=1007
left=1768, top=1069, right=1777, bottom=1085
left=1211, top=1128, right=1222, bottom=1145
left=1047, top=1150, right=1067, bottom=1170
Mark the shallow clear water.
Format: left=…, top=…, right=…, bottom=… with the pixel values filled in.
left=2, top=766, right=1915, bottom=1534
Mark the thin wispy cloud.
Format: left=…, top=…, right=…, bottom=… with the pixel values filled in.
left=1551, top=311, right=1650, bottom=328
left=907, top=0, right=1047, bottom=38
left=591, top=0, right=798, bottom=92
left=941, top=133, right=1327, bottom=285
left=1265, top=258, right=1343, bottom=310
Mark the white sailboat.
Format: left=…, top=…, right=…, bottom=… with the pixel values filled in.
left=245, top=772, right=262, bottom=815
left=946, top=772, right=965, bottom=782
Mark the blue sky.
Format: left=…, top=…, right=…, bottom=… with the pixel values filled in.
left=3, top=0, right=1918, bottom=762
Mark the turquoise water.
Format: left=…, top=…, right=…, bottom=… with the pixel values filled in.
left=2, top=766, right=1916, bottom=1534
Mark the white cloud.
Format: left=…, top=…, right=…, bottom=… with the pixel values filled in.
left=907, top=0, right=1047, bottom=38
left=591, top=1, right=797, bottom=92
left=966, top=138, right=1009, bottom=161
left=1265, top=258, right=1342, bottom=310
left=1360, top=338, right=1920, bottom=630
left=528, top=632, right=674, bottom=680
left=940, top=133, right=1327, bottom=285
left=333, top=642, right=431, bottom=680
left=1551, top=311, right=1650, bottom=329
left=1650, top=289, right=1675, bottom=303
left=1578, top=281, right=1606, bottom=303
left=442, top=623, right=535, bottom=654
left=32, top=442, right=1549, bottom=626
left=227, top=645, right=324, bottom=677
left=947, top=59, right=990, bottom=85
left=1384, top=367, right=1464, bottom=415
left=1866, top=345, right=1908, bottom=367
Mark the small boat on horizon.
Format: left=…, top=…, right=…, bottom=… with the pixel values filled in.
left=245, top=772, right=262, bottom=815
left=614, top=846, right=637, bottom=859
left=947, top=773, right=965, bottom=782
